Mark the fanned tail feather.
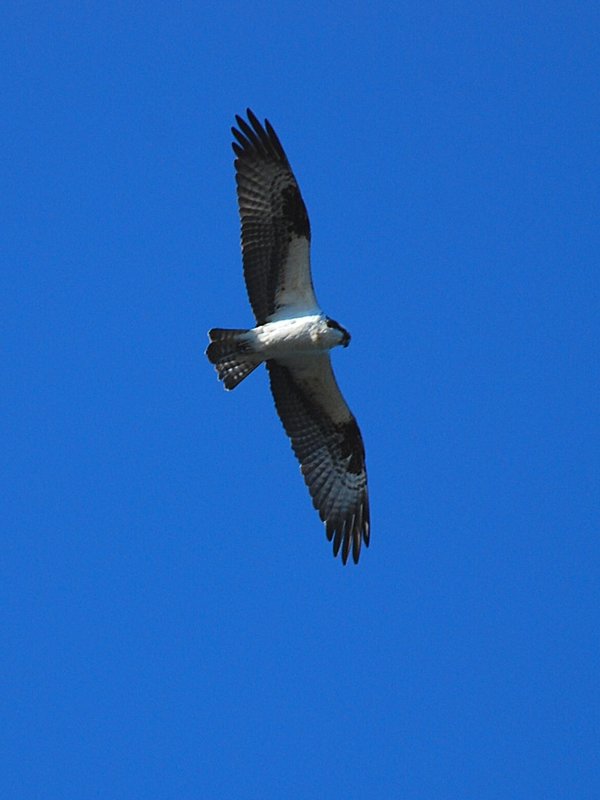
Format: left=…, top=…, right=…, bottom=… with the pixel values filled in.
left=206, top=328, right=261, bottom=390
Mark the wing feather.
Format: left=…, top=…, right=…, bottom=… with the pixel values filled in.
left=232, top=109, right=318, bottom=324
left=267, top=357, right=369, bottom=564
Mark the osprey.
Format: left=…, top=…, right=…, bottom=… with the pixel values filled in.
left=206, top=110, right=369, bottom=564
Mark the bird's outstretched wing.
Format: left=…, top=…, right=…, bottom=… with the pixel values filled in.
left=267, top=356, right=369, bottom=564
left=232, top=109, right=318, bottom=325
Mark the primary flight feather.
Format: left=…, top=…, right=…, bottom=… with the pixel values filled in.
left=206, top=109, right=369, bottom=564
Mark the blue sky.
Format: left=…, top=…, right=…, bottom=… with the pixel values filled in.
left=3, top=2, right=599, bottom=798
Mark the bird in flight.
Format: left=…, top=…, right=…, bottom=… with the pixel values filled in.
left=206, top=109, right=369, bottom=564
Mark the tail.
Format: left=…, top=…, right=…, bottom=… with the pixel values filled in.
left=205, top=328, right=262, bottom=390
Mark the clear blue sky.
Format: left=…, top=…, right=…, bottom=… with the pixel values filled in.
left=3, top=3, right=599, bottom=798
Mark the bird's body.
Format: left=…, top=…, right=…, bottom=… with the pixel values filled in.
left=239, top=315, right=346, bottom=358
left=206, top=109, right=369, bottom=564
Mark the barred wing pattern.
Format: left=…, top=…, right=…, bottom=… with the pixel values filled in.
left=267, top=358, right=370, bottom=564
left=232, top=110, right=318, bottom=324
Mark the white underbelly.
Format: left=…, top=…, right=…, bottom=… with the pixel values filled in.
left=251, top=315, right=337, bottom=358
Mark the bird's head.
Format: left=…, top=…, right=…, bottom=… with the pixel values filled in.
left=326, top=317, right=351, bottom=348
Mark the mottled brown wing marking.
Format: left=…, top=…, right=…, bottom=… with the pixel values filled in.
left=338, top=419, right=366, bottom=475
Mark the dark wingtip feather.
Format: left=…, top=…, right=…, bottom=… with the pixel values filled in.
left=246, top=108, right=260, bottom=130
left=341, top=523, right=352, bottom=565
left=264, top=118, right=287, bottom=162
left=332, top=523, right=343, bottom=559
left=325, top=519, right=335, bottom=542
left=351, top=519, right=361, bottom=564
left=231, top=126, right=247, bottom=147
left=236, top=115, right=255, bottom=140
